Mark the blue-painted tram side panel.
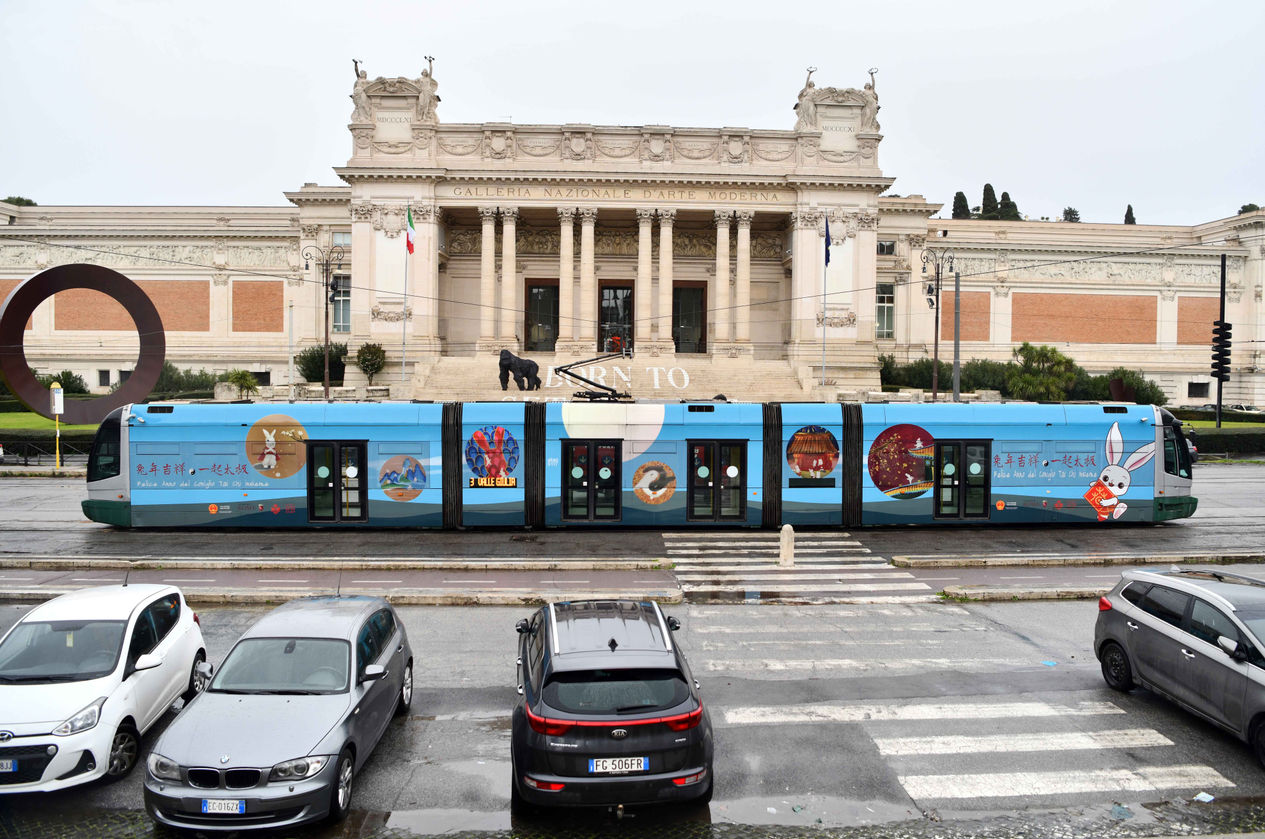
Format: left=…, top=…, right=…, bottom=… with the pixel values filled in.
left=544, top=402, right=762, bottom=527
left=780, top=403, right=844, bottom=526
left=860, top=403, right=1159, bottom=525
left=461, top=402, right=526, bottom=526
left=127, top=403, right=444, bottom=528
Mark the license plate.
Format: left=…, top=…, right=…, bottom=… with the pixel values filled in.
left=589, top=756, right=647, bottom=774
left=201, top=799, right=246, bottom=815
left=0, top=760, right=14, bottom=773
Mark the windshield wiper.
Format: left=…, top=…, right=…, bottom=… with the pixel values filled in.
left=209, top=688, right=275, bottom=695
left=271, top=689, right=328, bottom=695
left=615, top=704, right=656, bottom=714
left=0, top=674, right=80, bottom=683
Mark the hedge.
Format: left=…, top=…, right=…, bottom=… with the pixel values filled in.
left=1170, top=407, right=1265, bottom=424
left=0, top=430, right=98, bottom=444
left=1188, top=428, right=1265, bottom=455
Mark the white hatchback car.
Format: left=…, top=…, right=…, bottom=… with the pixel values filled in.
left=0, top=584, right=206, bottom=792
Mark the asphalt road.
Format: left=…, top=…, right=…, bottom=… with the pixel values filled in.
left=3, top=600, right=1265, bottom=839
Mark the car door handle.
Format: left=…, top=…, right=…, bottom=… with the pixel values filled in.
left=396, top=644, right=404, bottom=653
left=354, top=706, right=361, bottom=715
left=1126, top=621, right=1139, bottom=631
left=517, top=684, right=524, bottom=696
left=1182, top=649, right=1197, bottom=659
left=516, top=657, right=522, bottom=666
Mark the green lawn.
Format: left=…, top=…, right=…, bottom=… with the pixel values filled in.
left=0, top=413, right=98, bottom=432
left=1183, top=420, right=1264, bottom=428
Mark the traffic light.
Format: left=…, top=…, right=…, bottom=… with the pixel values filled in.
left=925, top=283, right=937, bottom=309
left=1211, top=320, right=1232, bottom=382
left=328, top=276, right=340, bottom=304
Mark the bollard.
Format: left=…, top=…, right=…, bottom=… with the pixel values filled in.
left=779, top=523, right=795, bottom=567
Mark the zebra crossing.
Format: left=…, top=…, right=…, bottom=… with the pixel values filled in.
left=664, top=531, right=932, bottom=604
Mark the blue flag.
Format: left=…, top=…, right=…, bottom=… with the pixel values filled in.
left=824, top=216, right=831, bottom=266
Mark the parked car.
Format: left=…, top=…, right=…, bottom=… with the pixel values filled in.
left=510, top=600, right=713, bottom=811
left=1186, top=437, right=1199, bottom=464
left=142, top=595, right=411, bottom=831
left=0, top=585, right=205, bottom=793
left=1096, top=569, right=1265, bottom=759
left=1229, top=404, right=1263, bottom=414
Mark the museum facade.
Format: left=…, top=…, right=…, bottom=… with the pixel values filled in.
left=1, top=68, right=1261, bottom=405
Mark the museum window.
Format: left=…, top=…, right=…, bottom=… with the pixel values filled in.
left=332, top=279, right=351, bottom=334
left=253, top=371, right=271, bottom=386
left=876, top=283, right=895, bottom=339
left=877, top=241, right=896, bottom=256
left=331, top=231, right=351, bottom=248
left=1187, top=382, right=1209, bottom=399
left=98, top=370, right=110, bottom=388
left=119, top=370, right=131, bottom=384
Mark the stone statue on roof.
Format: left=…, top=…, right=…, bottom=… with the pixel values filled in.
left=351, top=59, right=372, bottom=123
left=415, top=56, right=441, bottom=124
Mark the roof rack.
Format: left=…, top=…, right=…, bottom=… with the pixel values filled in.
left=1165, top=566, right=1265, bottom=589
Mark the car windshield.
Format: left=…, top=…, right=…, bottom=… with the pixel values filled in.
left=0, top=620, right=126, bottom=683
left=209, top=638, right=350, bottom=694
left=543, top=668, right=689, bottom=715
left=1231, top=607, right=1265, bottom=648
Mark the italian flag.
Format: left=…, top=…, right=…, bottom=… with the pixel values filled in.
left=406, top=207, right=416, bottom=254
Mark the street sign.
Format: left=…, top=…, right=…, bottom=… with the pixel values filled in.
left=50, top=382, right=64, bottom=416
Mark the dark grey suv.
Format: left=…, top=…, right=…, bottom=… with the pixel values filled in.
left=510, top=600, right=713, bottom=810
left=1096, top=569, right=1265, bottom=759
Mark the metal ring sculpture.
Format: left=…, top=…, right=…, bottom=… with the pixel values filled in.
left=0, top=264, right=165, bottom=425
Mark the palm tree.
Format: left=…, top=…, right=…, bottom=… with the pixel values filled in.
left=1005, top=343, right=1078, bottom=402
left=224, top=369, right=260, bottom=400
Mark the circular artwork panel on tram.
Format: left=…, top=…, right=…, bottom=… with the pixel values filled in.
left=246, top=414, right=308, bottom=479
left=786, top=426, right=840, bottom=479
left=867, top=424, right=935, bottom=499
left=465, top=426, right=520, bottom=479
left=632, top=461, right=676, bottom=505
left=379, top=455, right=429, bottom=501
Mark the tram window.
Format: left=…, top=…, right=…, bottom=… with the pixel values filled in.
left=688, top=440, right=746, bottom=521
left=564, top=443, right=589, bottom=520
left=562, top=440, right=622, bottom=521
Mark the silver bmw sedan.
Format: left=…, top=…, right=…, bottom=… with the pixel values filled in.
left=142, top=595, right=412, bottom=832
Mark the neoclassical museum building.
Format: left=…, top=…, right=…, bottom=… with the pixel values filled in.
left=1, top=67, right=1261, bottom=405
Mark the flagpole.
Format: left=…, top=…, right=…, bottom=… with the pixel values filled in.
left=402, top=202, right=409, bottom=387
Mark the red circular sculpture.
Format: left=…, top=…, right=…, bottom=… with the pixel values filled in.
left=0, top=264, right=165, bottom=425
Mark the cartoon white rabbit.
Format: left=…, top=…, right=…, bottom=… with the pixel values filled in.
left=258, top=429, right=278, bottom=471
left=1089, top=421, right=1156, bottom=520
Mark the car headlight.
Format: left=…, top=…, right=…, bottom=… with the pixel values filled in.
left=147, top=752, right=182, bottom=782
left=268, top=755, right=329, bottom=782
left=51, top=697, right=106, bottom=736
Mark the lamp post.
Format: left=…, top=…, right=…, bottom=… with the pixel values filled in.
left=921, top=247, right=954, bottom=402
left=302, top=244, right=345, bottom=401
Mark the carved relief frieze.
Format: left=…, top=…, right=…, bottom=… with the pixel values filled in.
left=1227, top=284, right=1244, bottom=304
left=350, top=203, right=374, bottom=222
left=641, top=133, right=673, bottom=163
left=1229, top=256, right=1245, bottom=273
left=816, top=310, right=857, bottom=328
left=371, top=305, right=413, bottom=322
left=213, top=238, right=227, bottom=268
left=412, top=128, right=434, bottom=154
left=373, top=140, right=414, bottom=155
left=483, top=129, right=515, bottom=160
left=908, top=234, right=927, bottom=250
left=301, top=224, right=321, bottom=239
left=372, top=204, right=407, bottom=238
left=799, top=137, right=820, bottom=163
left=561, top=132, right=595, bottom=161
left=517, top=137, right=562, bottom=157
left=226, top=246, right=293, bottom=268
left=0, top=243, right=220, bottom=270
left=993, top=281, right=1010, bottom=298
left=751, top=234, right=782, bottom=259
left=673, top=139, right=718, bottom=161
left=593, top=137, right=639, bottom=158
left=212, top=273, right=229, bottom=287
left=448, top=228, right=480, bottom=254
left=751, top=141, right=796, bottom=162
left=720, top=134, right=749, bottom=164
left=437, top=136, right=481, bottom=156
left=351, top=128, right=373, bottom=150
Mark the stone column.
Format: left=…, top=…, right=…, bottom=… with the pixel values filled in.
left=657, top=209, right=675, bottom=351
left=478, top=206, right=497, bottom=346
left=713, top=211, right=732, bottom=344
left=788, top=210, right=823, bottom=357
left=557, top=208, right=575, bottom=343
left=409, top=205, right=442, bottom=356
left=635, top=208, right=655, bottom=345
left=499, top=207, right=518, bottom=345
left=735, top=210, right=753, bottom=343
left=578, top=208, right=598, bottom=345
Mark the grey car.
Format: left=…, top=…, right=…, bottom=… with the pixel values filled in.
left=1095, top=568, right=1265, bottom=760
left=142, top=595, right=413, bottom=831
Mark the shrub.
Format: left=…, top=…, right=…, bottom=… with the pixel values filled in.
left=958, top=359, right=1010, bottom=393
left=355, top=343, right=388, bottom=385
left=223, top=369, right=259, bottom=400
left=1006, top=343, right=1077, bottom=402
left=296, top=344, right=347, bottom=384
left=37, top=370, right=90, bottom=395
left=154, top=361, right=220, bottom=393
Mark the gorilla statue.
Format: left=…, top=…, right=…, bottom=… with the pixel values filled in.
left=499, top=349, right=542, bottom=391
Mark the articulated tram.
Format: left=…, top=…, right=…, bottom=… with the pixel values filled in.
left=82, top=401, right=1196, bottom=529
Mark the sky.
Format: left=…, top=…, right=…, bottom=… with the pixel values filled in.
left=1, top=0, right=1262, bottom=225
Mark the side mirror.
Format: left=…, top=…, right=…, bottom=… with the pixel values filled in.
left=133, top=653, right=163, bottom=672
left=667, top=616, right=681, bottom=632
left=196, top=661, right=214, bottom=679
left=1218, top=635, right=1248, bottom=661
left=360, top=664, right=388, bottom=683
left=516, top=619, right=530, bottom=634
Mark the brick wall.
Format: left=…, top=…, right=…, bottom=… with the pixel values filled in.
left=939, top=290, right=991, bottom=341
left=0, top=280, right=33, bottom=329
left=1177, top=296, right=1218, bottom=345
left=1012, top=293, right=1156, bottom=344
left=231, top=281, right=283, bottom=332
left=54, top=281, right=210, bottom=331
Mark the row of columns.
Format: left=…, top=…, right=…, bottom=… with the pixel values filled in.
left=475, top=206, right=754, bottom=348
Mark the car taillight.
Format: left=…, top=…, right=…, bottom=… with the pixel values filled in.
left=523, top=776, right=565, bottom=792
left=673, top=768, right=708, bottom=786
left=193, top=612, right=200, bottom=626
left=1098, top=596, right=1113, bottom=612
left=663, top=702, right=703, bottom=732
left=527, top=707, right=574, bottom=736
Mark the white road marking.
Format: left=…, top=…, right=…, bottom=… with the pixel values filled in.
left=703, top=657, right=1028, bottom=673
left=443, top=579, right=496, bottom=584
left=662, top=532, right=850, bottom=539
left=703, top=638, right=949, bottom=649
left=669, top=548, right=870, bottom=555
left=1000, top=575, right=1046, bottom=579
left=634, top=580, right=672, bottom=583
left=350, top=580, right=404, bottom=584
left=725, top=700, right=1125, bottom=725
left=874, top=728, right=1173, bottom=756
left=688, top=605, right=970, bottom=618
left=693, top=624, right=988, bottom=635
left=664, top=541, right=862, bottom=548
left=0, top=576, right=35, bottom=580
left=1084, top=574, right=1125, bottom=578
left=676, top=572, right=915, bottom=582
left=674, top=563, right=892, bottom=571
left=538, top=580, right=590, bottom=585
left=681, top=582, right=932, bottom=594
left=162, top=578, right=216, bottom=582
left=256, top=579, right=310, bottom=583
left=898, top=765, right=1234, bottom=799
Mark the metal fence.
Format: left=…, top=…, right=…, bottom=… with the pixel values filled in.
left=0, top=441, right=91, bottom=466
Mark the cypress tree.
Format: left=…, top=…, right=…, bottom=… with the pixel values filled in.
left=1062, top=207, right=1081, bottom=223
left=980, top=184, right=999, bottom=220
left=951, top=191, right=972, bottom=219
left=998, top=191, right=1021, bottom=221
left=1124, top=205, right=1136, bottom=224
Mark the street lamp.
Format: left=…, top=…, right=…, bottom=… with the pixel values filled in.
left=921, top=247, right=954, bottom=402
left=302, top=244, right=345, bottom=401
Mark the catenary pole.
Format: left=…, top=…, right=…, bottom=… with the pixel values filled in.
left=1217, top=253, right=1226, bottom=429
left=287, top=299, right=294, bottom=400
left=402, top=202, right=409, bottom=387
left=952, top=271, right=961, bottom=402
left=931, top=261, right=941, bottom=402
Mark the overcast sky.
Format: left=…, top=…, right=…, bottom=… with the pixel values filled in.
left=2, top=0, right=1261, bottom=225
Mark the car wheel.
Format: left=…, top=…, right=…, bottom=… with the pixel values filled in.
left=394, top=660, right=413, bottom=716
left=1253, top=722, right=1265, bottom=768
left=101, top=723, right=140, bottom=783
left=327, top=749, right=354, bottom=823
left=697, top=770, right=714, bottom=804
left=1100, top=642, right=1134, bottom=692
left=182, top=651, right=207, bottom=703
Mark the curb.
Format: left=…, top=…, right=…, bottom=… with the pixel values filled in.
left=894, top=552, right=1265, bottom=569
left=0, top=556, right=666, bottom=572
left=0, top=586, right=684, bottom=606
left=942, top=583, right=1110, bottom=602
left=0, top=471, right=86, bottom=478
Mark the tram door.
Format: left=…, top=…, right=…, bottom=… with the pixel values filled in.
left=687, top=441, right=746, bottom=521
left=307, top=441, right=369, bottom=523
left=934, top=440, right=991, bottom=520
left=562, top=440, right=622, bottom=521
